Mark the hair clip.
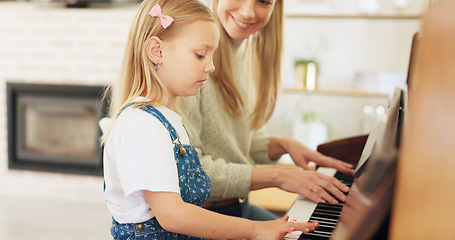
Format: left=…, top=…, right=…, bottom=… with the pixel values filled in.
left=149, top=4, right=174, bottom=29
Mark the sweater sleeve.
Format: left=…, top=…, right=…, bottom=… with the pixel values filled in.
left=179, top=94, right=252, bottom=201
left=250, top=127, right=275, bottom=164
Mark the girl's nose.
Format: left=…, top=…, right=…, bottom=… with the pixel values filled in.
left=206, top=60, right=215, bottom=73
left=238, top=0, right=255, bottom=19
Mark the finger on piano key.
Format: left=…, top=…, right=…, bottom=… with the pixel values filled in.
left=285, top=167, right=354, bottom=240
left=286, top=195, right=318, bottom=223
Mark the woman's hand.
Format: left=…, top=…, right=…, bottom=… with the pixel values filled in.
left=269, top=137, right=354, bottom=175
left=251, top=167, right=349, bottom=204
left=251, top=215, right=318, bottom=240
left=278, top=168, right=349, bottom=204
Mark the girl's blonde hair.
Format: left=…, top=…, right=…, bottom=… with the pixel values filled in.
left=101, top=0, right=214, bottom=144
left=211, top=0, right=283, bottom=130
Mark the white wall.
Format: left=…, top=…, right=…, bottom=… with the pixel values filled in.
left=268, top=17, right=422, bottom=149
left=281, top=17, right=421, bottom=89
left=269, top=1, right=425, bottom=152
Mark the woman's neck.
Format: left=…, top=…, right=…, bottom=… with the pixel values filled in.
left=229, top=37, right=244, bottom=51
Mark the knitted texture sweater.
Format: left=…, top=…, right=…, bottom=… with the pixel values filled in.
left=179, top=40, right=275, bottom=201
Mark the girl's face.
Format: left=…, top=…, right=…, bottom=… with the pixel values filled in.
left=217, top=0, right=276, bottom=41
left=158, top=20, right=220, bottom=107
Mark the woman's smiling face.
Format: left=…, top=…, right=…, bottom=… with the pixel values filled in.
left=217, top=0, right=276, bottom=41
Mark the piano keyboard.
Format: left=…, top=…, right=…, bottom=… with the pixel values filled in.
left=285, top=167, right=354, bottom=240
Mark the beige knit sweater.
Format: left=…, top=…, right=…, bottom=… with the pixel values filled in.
left=179, top=40, right=275, bottom=201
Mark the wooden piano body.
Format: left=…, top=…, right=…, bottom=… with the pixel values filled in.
left=292, top=1, right=455, bottom=239
left=306, top=87, right=404, bottom=240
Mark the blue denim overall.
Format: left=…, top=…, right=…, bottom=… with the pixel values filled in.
left=110, top=105, right=212, bottom=240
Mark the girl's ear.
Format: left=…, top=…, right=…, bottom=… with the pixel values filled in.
left=145, top=36, right=163, bottom=65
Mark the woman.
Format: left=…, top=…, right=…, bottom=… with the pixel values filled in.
left=179, top=0, right=354, bottom=220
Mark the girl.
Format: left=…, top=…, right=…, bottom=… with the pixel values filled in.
left=102, top=0, right=318, bottom=239
left=179, top=0, right=354, bottom=220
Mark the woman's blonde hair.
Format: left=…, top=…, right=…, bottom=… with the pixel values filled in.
left=211, top=0, right=283, bottom=130
left=101, top=0, right=214, bottom=144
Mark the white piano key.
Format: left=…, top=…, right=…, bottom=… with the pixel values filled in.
left=316, top=167, right=337, bottom=177
left=285, top=195, right=318, bottom=239
left=285, top=167, right=337, bottom=239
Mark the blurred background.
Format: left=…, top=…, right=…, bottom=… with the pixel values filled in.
left=0, top=0, right=428, bottom=239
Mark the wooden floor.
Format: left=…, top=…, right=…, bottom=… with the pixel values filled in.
left=0, top=194, right=111, bottom=240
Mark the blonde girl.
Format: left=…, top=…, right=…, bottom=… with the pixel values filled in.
left=179, top=0, right=354, bottom=220
left=102, top=0, right=318, bottom=239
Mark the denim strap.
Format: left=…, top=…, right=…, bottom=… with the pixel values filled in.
left=137, top=105, right=180, bottom=142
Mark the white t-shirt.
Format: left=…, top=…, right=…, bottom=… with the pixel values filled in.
left=103, top=102, right=190, bottom=224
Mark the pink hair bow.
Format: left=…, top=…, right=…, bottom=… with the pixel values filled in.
left=149, top=4, right=174, bottom=29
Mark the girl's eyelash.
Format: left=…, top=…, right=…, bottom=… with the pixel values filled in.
left=259, top=0, right=272, bottom=6
left=196, top=53, right=205, bottom=59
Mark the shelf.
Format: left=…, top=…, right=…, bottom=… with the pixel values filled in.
left=282, top=88, right=390, bottom=98
left=285, top=13, right=422, bottom=19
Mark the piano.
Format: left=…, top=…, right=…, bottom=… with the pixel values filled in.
left=285, top=2, right=455, bottom=239
left=286, top=86, right=405, bottom=240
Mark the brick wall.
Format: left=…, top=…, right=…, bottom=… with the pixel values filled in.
left=0, top=2, right=138, bottom=201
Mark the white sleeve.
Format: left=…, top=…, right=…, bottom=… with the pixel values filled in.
left=114, top=110, right=180, bottom=198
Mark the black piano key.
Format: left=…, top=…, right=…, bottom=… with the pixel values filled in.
left=310, top=215, right=339, bottom=224
left=312, top=212, right=340, bottom=220
left=298, top=171, right=356, bottom=240
left=313, top=213, right=340, bottom=220
left=335, top=172, right=355, bottom=190
left=299, top=231, right=331, bottom=240
left=312, top=217, right=338, bottom=224
left=314, top=207, right=342, bottom=215
left=334, top=171, right=355, bottom=182
left=310, top=220, right=337, bottom=228
left=316, top=205, right=343, bottom=213
left=312, top=230, right=332, bottom=237
left=301, top=219, right=338, bottom=239
left=311, top=225, right=335, bottom=233
left=311, top=212, right=340, bottom=221
left=317, top=223, right=336, bottom=229
left=318, top=202, right=344, bottom=208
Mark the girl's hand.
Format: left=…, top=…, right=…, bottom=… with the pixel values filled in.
left=251, top=215, right=318, bottom=240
